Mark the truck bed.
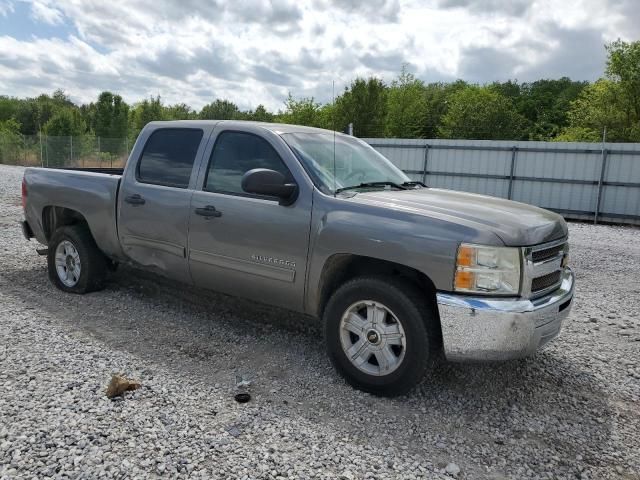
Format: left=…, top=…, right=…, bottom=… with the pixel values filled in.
left=23, top=167, right=124, bottom=259
left=46, top=166, right=124, bottom=175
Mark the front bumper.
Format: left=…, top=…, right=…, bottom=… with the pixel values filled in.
left=436, top=268, right=574, bottom=361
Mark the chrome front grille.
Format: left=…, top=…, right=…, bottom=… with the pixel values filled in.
left=522, top=238, right=568, bottom=298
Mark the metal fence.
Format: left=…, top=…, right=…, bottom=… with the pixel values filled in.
left=364, top=138, right=640, bottom=225
left=1, top=133, right=639, bottom=225
left=0, top=134, right=131, bottom=168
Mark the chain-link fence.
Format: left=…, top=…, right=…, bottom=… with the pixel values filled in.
left=0, top=134, right=131, bottom=168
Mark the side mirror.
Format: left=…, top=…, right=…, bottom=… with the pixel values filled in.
left=241, top=168, right=298, bottom=206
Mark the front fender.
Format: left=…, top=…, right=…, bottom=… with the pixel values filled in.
left=304, top=191, right=502, bottom=316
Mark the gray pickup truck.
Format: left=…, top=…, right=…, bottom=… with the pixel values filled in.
left=21, top=120, right=574, bottom=395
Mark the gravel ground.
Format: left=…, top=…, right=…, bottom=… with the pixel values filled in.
left=0, top=163, right=639, bottom=480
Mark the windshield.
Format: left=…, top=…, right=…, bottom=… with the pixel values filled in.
left=281, top=133, right=410, bottom=194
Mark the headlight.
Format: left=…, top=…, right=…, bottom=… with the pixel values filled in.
left=454, top=243, right=521, bottom=295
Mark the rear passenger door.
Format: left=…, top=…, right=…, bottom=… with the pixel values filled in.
left=188, top=127, right=313, bottom=311
left=118, top=126, right=210, bottom=283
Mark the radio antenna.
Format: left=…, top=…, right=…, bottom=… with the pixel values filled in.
left=332, top=79, right=336, bottom=197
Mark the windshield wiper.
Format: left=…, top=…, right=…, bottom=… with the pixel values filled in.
left=401, top=181, right=427, bottom=188
left=335, top=181, right=408, bottom=194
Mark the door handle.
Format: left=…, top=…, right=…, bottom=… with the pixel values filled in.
left=125, top=194, right=145, bottom=205
left=195, top=205, right=222, bottom=218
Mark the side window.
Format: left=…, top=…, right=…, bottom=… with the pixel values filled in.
left=205, top=131, right=291, bottom=195
left=137, top=128, right=203, bottom=188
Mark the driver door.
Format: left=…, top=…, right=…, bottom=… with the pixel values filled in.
left=187, top=128, right=313, bottom=311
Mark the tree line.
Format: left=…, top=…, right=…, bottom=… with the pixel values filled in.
left=1, top=40, right=639, bottom=145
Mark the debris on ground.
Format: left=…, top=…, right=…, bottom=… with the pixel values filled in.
left=105, top=374, right=141, bottom=399
left=234, top=392, right=251, bottom=403
left=235, top=374, right=251, bottom=389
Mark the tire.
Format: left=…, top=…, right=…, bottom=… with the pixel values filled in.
left=47, top=224, right=107, bottom=294
left=324, top=275, right=438, bottom=396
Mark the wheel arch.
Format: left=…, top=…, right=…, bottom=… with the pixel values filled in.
left=316, top=254, right=439, bottom=322
left=42, top=206, right=91, bottom=242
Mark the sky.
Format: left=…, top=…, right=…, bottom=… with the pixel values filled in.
left=0, top=0, right=638, bottom=111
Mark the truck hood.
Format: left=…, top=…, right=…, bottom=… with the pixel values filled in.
left=351, top=188, right=567, bottom=246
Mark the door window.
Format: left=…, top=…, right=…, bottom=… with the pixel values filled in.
left=137, top=128, right=203, bottom=188
left=205, top=131, right=291, bottom=195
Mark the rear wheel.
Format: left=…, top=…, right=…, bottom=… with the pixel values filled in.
left=324, top=276, right=438, bottom=396
left=47, top=224, right=107, bottom=294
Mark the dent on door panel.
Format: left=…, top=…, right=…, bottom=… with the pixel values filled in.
left=121, top=234, right=185, bottom=258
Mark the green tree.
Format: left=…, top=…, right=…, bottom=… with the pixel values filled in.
left=3, top=91, right=75, bottom=135
left=385, top=67, right=427, bottom=138
left=417, top=80, right=468, bottom=138
left=334, top=77, right=387, bottom=137
left=490, top=79, right=521, bottom=100
left=0, top=118, right=22, bottom=134
left=606, top=39, right=640, bottom=122
left=557, top=41, right=640, bottom=142
left=553, top=126, right=603, bottom=143
left=51, top=89, right=72, bottom=106
left=42, top=108, right=88, bottom=166
left=129, top=96, right=165, bottom=139
left=438, top=86, right=527, bottom=140
left=95, top=91, right=129, bottom=139
left=491, top=78, right=588, bottom=140
left=165, top=103, right=195, bottom=120
left=557, top=79, right=638, bottom=142
left=79, top=102, right=97, bottom=133
left=0, top=96, right=20, bottom=123
left=246, top=104, right=274, bottom=122
left=0, top=118, right=23, bottom=164
left=43, top=108, right=86, bottom=136
left=522, top=78, right=587, bottom=140
left=277, top=94, right=326, bottom=127
left=199, top=99, right=240, bottom=120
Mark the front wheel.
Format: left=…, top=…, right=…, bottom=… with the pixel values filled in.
left=324, top=276, right=438, bottom=396
left=47, top=224, right=107, bottom=294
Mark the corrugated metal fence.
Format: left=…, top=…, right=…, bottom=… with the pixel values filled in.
left=364, top=138, right=640, bottom=225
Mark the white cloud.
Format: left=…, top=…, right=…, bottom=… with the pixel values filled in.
left=0, top=0, right=636, bottom=110
left=29, top=0, right=64, bottom=25
left=0, top=0, right=13, bottom=16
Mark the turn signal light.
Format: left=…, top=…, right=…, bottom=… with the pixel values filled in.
left=454, top=270, right=474, bottom=290
left=456, top=245, right=475, bottom=267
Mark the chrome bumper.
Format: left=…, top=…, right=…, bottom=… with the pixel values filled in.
left=436, top=268, right=575, bottom=362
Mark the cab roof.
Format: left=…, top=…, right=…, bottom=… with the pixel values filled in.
left=145, top=120, right=346, bottom=137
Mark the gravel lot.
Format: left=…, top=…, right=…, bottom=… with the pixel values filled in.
left=0, top=163, right=639, bottom=479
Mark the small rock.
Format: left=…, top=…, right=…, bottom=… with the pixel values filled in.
left=445, top=462, right=460, bottom=476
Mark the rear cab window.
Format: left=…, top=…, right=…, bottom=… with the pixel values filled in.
left=137, top=128, right=204, bottom=188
